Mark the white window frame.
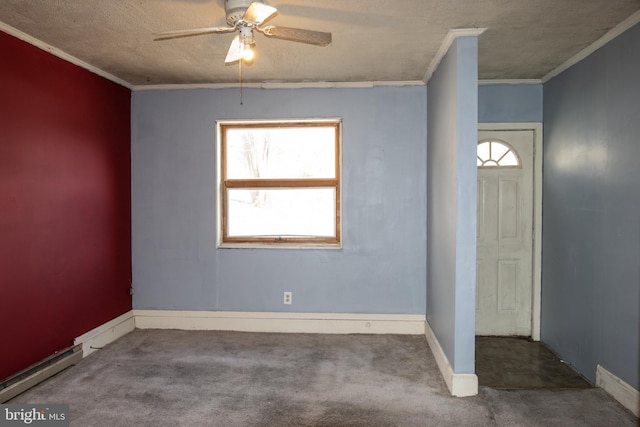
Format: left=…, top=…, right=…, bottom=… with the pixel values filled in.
left=216, top=118, right=342, bottom=249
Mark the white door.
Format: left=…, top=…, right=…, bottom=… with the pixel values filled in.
left=476, top=130, right=534, bottom=336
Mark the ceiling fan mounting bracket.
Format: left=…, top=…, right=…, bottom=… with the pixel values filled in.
left=226, top=0, right=261, bottom=27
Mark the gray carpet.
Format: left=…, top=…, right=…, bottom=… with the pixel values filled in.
left=10, top=330, right=638, bottom=426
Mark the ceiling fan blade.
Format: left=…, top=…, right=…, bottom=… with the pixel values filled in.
left=243, top=2, right=277, bottom=25
left=261, top=26, right=331, bottom=46
left=154, top=26, right=235, bottom=41
left=225, top=35, right=243, bottom=64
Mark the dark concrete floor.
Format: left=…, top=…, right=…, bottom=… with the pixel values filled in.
left=476, top=336, right=592, bottom=390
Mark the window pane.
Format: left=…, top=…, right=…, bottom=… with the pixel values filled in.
left=477, top=142, right=491, bottom=162
left=226, top=126, right=336, bottom=179
left=491, top=141, right=509, bottom=160
left=227, top=188, right=336, bottom=237
left=499, top=151, right=518, bottom=166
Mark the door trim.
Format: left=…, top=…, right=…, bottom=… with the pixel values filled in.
left=478, top=123, right=543, bottom=341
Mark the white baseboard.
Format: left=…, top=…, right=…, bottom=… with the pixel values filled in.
left=596, top=364, right=640, bottom=418
left=424, top=320, right=478, bottom=397
left=74, top=310, right=135, bottom=357
left=133, top=310, right=426, bottom=335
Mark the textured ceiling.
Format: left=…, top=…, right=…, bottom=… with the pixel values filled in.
left=1, top=0, right=639, bottom=86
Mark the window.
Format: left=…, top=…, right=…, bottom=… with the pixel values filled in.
left=477, top=140, right=520, bottom=167
left=217, top=119, right=341, bottom=248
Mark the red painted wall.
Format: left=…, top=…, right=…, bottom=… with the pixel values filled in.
left=0, top=31, right=132, bottom=380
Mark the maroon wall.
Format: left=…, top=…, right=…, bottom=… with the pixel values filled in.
left=0, top=31, right=132, bottom=380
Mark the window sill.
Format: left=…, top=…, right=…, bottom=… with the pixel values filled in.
left=217, top=242, right=342, bottom=250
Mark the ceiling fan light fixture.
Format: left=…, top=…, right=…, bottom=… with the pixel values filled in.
left=239, top=26, right=255, bottom=62
left=241, top=42, right=255, bottom=62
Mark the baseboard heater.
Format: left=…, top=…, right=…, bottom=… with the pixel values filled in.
left=0, top=344, right=83, bottom=403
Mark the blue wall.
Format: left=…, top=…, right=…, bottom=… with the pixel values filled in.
left=426, top=36, right=478, bottom=373
left=479, top=83, right=543, bottom=123
left=542, top=23, right=640, bottom=388
left=131, top=86, right=427, bottom=314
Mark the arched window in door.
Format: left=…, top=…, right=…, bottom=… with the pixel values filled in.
left=477, top=140, right=520, bottom=167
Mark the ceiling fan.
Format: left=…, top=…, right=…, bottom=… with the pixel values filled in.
left=154, top=0, right=332, bottom=64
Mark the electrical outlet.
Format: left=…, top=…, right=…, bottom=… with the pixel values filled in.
left=284, top=291, right=292, bottom=305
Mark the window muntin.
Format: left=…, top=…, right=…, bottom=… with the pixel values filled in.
left=477, top=140, right=520, bottom=167
left=218, top=120, right=341, bottom=247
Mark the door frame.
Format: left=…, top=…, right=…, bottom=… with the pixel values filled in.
left=478, top=123, right=543, bottom=341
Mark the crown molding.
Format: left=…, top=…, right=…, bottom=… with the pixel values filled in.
left=131, top=80, right=426, bottom=91
left=0, top=21, right=132, bottom=89
left=542, top=9, right=640, bottom=83
left=478, top=79, right=542, bottom=86
left=423, top=28, right=487, bottom=84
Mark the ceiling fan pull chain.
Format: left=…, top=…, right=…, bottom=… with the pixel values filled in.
left=239, top=56, right=243, bottom=105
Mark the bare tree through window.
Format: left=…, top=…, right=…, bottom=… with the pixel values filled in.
left=239, top=133, right=270, bottom=207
